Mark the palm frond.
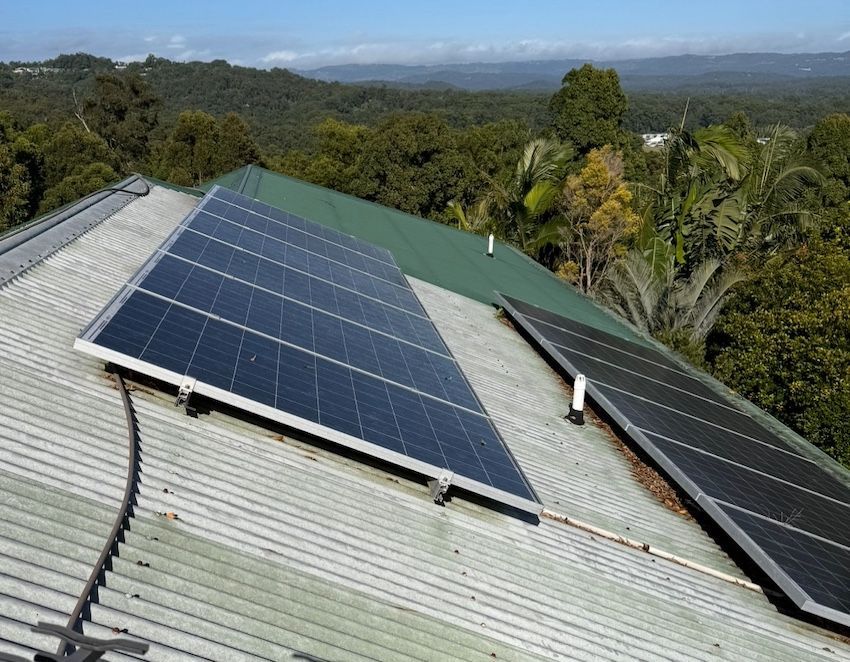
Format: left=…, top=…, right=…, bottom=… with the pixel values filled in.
left=689, top=266, right=748, bottom=341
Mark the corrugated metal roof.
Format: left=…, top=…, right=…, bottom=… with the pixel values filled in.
left=0, top=184, right=848, bottom=660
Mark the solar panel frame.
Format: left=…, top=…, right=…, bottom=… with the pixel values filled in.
left=75, top=189, right=541, bottom=514
left=495, top=291, right=850, bottom=625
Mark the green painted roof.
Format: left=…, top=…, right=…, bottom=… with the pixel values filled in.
left=204, top=165, right=643, bottom=342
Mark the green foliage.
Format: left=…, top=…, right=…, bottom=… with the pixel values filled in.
left=349, top=113, right=469, bottom=222
left=37, top=161, right=118, bottom=214
left=808, top=113, right=850, bottom=205
left=271, top=115, right=529, bottom=224
left=549, top=64, right=628, bottom=153
left=82, top=73, right=160, bottom=171
left=274, top=118, right=367, bottom=191
left=600, top=247, right=747, bottom=350
left=41, top=122, right=114, bottom=187
left=0, top=143, right=30, bottom=230
left=645, top=124, right=819, bottom=268
left=531, top=146, right=639, bottom=293
left=152, top=110, right=261, bottom=186
left=486, top=137, right=572, bottom=250
left=709, top=242, right=850, bottom=463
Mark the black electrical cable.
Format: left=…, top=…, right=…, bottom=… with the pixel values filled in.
left=58, top=371, right=141, bottom=655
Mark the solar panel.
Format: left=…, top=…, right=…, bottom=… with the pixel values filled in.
left=75, top=188, right=541, bottom=514
left=496, top=291, right=850, bottom=626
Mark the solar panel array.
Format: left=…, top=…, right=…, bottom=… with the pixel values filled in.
left=75, top=187, right=540, bottom=513
left=496, top=292, right=850, bottom=626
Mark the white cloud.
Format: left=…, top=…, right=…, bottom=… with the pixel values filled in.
left=175, top=48, right=210, bottom=61
left=143, top=36, right=156, bottom=43
left=261, top=50, right=299, bottom=63
left=167, top=34, right=186, bottom=49
left=838, top=31, right=850, bottom=41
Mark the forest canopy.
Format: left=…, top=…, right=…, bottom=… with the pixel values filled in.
left=1, top=54, right=849, bottom=468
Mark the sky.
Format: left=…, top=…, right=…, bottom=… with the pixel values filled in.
left=1, top=0, right=849, bottom=69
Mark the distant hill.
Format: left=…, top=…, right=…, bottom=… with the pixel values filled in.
left=299, top=51, right=850, bottom=91
left=2, top=52, right=849, bottom=153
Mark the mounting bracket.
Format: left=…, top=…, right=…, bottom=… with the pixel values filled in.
left=428, top=470, right=454, bottom=505
left=175, top=377, right=197, bottom=412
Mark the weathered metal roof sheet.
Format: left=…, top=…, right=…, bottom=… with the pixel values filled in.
left=0, top=184, right=848, bottom=660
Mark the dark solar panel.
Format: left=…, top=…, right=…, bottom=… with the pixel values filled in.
left=537, top=332, right=733, bottom=408
left=496, top=291, right=850, bottom=625
left=640, top=430, right=850, bottom=502
left=595, top=384, right=801, bottom=456
left=502, top=295, right=684, bottom=372
left=76, top=188, right=540, bottom=514
left=717, top=503, right=850, bottom=619
left=647, top=435, right=850, bottom=547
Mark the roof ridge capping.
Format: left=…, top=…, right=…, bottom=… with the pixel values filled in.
left=0, top=175, right=150, bottom=288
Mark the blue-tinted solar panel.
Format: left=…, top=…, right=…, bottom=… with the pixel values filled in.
left=497, top=291, right=850, bottom=626
left=77, top=188, right=539, bottom=514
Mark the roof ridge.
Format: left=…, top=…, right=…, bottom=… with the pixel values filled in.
left=0, top=175, right=150, bottom=287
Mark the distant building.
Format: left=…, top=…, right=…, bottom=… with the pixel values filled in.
left=11, top=66, right=59, bottom=76
left=641, top=132, right=670, bottom=147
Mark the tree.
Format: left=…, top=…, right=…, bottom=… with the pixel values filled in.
left=0, top=114, right=46, bottom=220
left=82, top=73, right=161, bottom=171
left=709, top=240, right=850, bottom=465
left=293, top=117, right=367, bottom=192
left=219, top=113, right=262, bottom=171
left=486, top=137, right=572, bottom=251
left=350, top=113, right=469, bottom=222
left=601, top=247, right=747, bottom=364
left=41, top=122, right=113, bottom=188
left=807, top=113, right=850, bottom=212
left=152, top=110, right=261, bottom=186
left=0, top=143, right=30, bottom=230
left=736, top=124, right=822, bottom=258
left=531, top=146, right=639, bottom=293
left=549, top=64, right=628, bottom=154
left=446, top=198, right=490, bottom=234
left=38, top=162, right=118, bottom=214
left=644, top=124, right=819, bottom=267
left=646, top=124, right=748, bottom=265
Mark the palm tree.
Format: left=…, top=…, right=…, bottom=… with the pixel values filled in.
left=446, top=198, right=490, bottom=234
left=738, top=124, right=823, bottom=257
left=643, top=124, right=821, bottom=269
left=486, top=138, right=572, bottom=252
left=644, top=124, right=749, bottom=266
left=600, top=246, right=747, bottom=361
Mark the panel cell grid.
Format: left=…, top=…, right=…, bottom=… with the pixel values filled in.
left=718, top=504, right=850, bottom=617
left=78, top=189, right=540, bottom=514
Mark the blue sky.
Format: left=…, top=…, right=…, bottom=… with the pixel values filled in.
left=1, top=0, right=849, bottom=68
